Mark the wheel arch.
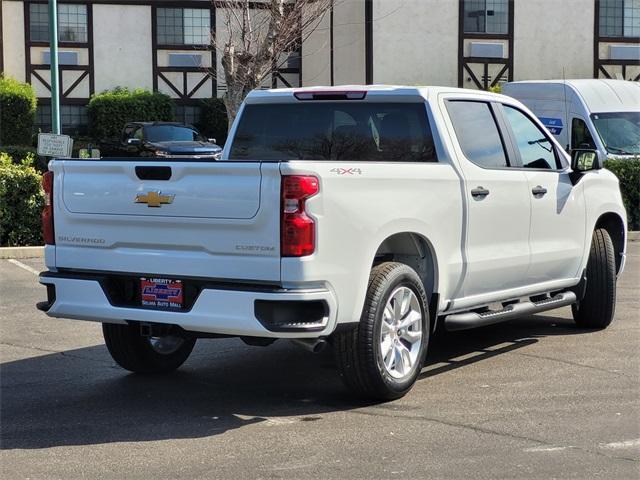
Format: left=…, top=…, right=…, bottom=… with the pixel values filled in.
left=372, top=232, right=440, bottom=331
left=595, top=212, right=626, bottom=274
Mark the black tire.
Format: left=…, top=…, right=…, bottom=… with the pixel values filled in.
left=333, top=262, right=430, bottom=401
left=102, top=323, right=196, bottom=373
left=572, top=228, right=617, bottom=329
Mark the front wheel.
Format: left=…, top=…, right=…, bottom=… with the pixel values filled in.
left=103, top=323, right=196, bottom=373
left=572, top=228, right=617, bottom=329
left=334, top=262, right=429, bottom=400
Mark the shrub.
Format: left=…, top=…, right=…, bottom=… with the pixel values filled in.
left=195, top=98, right=229, bottom=147
left=0, top=145, right=37, bottom=161
left=88, top=87, right=173, bottom=140
left=0, top=153, right=43, bottom=246
left=605, top=157, right=640, bottom=231
left=0, top=145, right=50, bottom=172
left=0, top=76, right=37, bottom=145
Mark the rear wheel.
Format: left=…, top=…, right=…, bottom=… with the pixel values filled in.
left=334, top=262, right=429, bottom=400
left=572, top=228, right=617, bottom=329
left=103, top=323, right=196, bottom=373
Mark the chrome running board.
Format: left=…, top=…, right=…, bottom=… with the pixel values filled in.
left=444, top=291, right=577, bottom=332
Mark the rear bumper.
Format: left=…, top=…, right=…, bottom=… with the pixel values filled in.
left=38, top=271, right=338, bottom=339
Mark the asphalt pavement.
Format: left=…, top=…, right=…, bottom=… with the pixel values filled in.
left=1, top=244, right=639, bottom=479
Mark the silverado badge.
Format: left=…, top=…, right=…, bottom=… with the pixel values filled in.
left=135, top=191, right=175, bottom=208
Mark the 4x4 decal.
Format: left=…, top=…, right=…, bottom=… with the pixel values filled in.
left=330, top=167, right=362, bottom=175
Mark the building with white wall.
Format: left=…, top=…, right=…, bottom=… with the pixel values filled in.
left=0, top=0, right=638, bottom=135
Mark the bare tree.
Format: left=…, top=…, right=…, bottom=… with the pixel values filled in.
left=211, top=0, right=333, bottom=128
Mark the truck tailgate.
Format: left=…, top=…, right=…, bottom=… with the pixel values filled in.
left=51, top=160, right=281, bottom=282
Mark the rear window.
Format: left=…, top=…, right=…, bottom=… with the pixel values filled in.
left=229, top=102, right=437, bottom=162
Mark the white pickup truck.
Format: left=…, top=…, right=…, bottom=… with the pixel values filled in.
left=38, top=86, right=627, bottom=400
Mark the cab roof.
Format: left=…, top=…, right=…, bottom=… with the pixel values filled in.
left=244, top=84, right=500, bottom=104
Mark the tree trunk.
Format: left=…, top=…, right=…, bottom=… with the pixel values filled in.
left=214, top=0, right=330, bottom=130
left=223, top=84, right=251, bottom=131
left=221, top=48, right=266, bottom=129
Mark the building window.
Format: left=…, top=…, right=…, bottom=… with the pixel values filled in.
left=61, top=104, right=89, bottom=132
left=34, top=104, right=52, bottom=132
left=29, top=3, right=88, bottom=43
left=175, top=105, right=202, bottom=127
left=600, top=0, right=640, bottom=37
left=29, top=4, right=50, bottom=42
left=157, top=8, right=210, bottom=46
left=59, top=4, right=88, bottom=42
left=463, top=0, right=509, bottom=34
left=35, top=104, right=88, bottom=135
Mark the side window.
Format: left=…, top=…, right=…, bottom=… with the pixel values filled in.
left=133, top=127, right=144, bottom=140
left=571, top=118, right=596, bottom=150
left=122, top=126, right=135, bottom=142
left=446, top=101, right=508, bottom=168
left=503, top=106, right=560, bottom=170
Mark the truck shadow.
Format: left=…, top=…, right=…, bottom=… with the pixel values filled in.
left=1, top=313, right=592, bottom=450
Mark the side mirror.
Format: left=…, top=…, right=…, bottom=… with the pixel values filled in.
left=127, top=138, right=142, bottom=146
left=571, top=148, right=603, bottom=173
left=570, top=149, right=603, bottom=184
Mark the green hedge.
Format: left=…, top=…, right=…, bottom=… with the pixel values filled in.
left=0, top=76, right=37, bottom=146
left=0, top=145, right=51, bottom=173
left=195, top=98, right=229, bottom=146
left=0, top=145, right=37, bottom=161
left=0, top=153, right=43, bottom=247
left=605, top=158, right=640, bottom=231
left=88, top=88, right=174, bottom=140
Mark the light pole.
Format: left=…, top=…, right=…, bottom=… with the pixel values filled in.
left=48, top=0, right=60, bottom=134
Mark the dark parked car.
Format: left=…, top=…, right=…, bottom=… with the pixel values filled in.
left=101, top=122, right=222, bottom=159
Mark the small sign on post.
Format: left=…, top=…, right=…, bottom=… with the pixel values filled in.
left=37, top=133, right=73, bottom=158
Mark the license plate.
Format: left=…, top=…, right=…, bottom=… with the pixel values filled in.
left=140, top=277, right=183, bottom=309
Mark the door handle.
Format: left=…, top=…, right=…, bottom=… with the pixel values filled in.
left=471, top=186, right=490, bottom=198
left=135, top=166, right=172, bottom=181
left=532, top=185, right=548, bottom=196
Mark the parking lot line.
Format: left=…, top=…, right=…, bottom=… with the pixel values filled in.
left=601, top=438, right=640, bottom=449
left=6, top=259, right=40, bottom=276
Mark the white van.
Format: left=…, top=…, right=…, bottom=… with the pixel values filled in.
left=503, top=79, right=640, bottom=159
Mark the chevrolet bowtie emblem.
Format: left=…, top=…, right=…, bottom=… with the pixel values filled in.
left=135, top=191, right=175, bottom=207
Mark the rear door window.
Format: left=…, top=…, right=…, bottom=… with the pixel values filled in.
left=446, top=101, right=509, bottom=168
left=229, top=102, right=437, bottom=162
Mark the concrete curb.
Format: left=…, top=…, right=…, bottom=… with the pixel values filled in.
left=1, top=231, right=639, bottom=260
left=0, top=246, right=44, bottom=259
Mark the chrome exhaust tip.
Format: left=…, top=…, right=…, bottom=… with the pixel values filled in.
left=290, top=338, right=327, bottom=354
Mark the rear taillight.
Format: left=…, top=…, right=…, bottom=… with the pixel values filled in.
left=281, top=175, right=319, bottom=257
left=42, top=171, right=55, bottom=245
